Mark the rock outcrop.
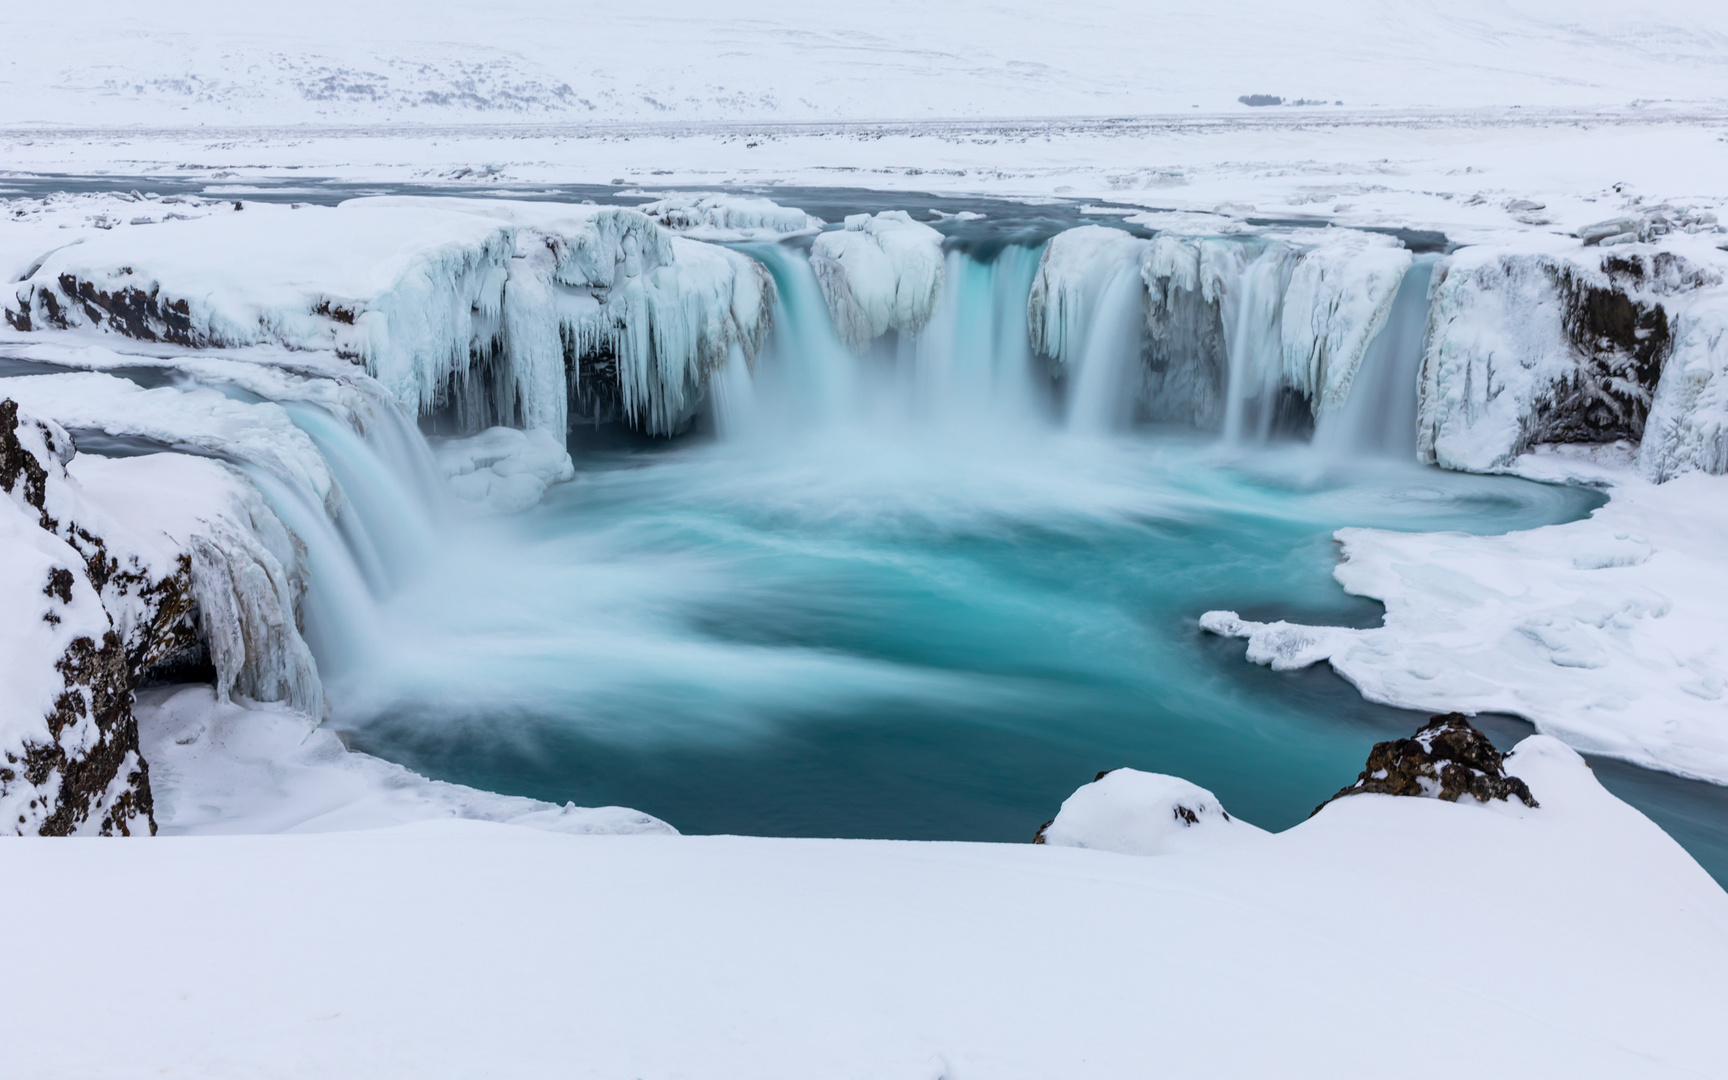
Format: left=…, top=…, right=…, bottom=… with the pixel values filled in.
left=1314, top=713, right=1538, bottom=818
left=1, top=398, right=190, bottom=835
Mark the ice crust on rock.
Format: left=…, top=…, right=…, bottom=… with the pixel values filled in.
left=1034, top=767, right=1266, bottom=856
left=71, top=452, right=322, bottom=719
left=1418, top=235, right=1728, bottom=480
left=4, top=196, right=777, bottom=438
left=637, top=193, right=822, bottom=241
left=1030, top=225, right=1148, bottom=367
left=810, top=211, right=945, bottom=351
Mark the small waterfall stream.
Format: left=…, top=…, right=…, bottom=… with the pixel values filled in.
left=1313, top=255, right=1439, bottom=460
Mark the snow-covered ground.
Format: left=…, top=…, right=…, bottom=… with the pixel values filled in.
left=6, top=732, right=1727, bottom=1079
left=5, top=0, right=1725, bottom=126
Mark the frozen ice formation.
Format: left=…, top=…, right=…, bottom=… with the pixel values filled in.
left=1029, top=225, right=1148, bottom=367
left=637, top=193, right=823, bottom=241
left=1033, top=767, right=1265, bottom=856
left=434, top=426, right=576, bottom=514
left=1202, top=458, right=1728, bottom=784
left=1418, top=235, right=1728, bottom=481
left=810, top=211, right=946, bottom=350
left=0, top=371, right=340, bottom=514
left=4, top=197, right=777, bottom=438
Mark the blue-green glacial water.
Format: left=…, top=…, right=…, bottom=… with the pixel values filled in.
left=337, top=430, right=1607, bottom=845
left=317, top=236, right=1728, bottom=872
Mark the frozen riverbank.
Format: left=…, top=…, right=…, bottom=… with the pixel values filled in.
left=4, top=731, right=1724, bottom=1079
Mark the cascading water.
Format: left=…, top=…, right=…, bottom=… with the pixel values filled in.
left=1066, top=257, right=1149, bottom=435
left=736, top=242, right=860, bottom=433
left=1220, top=245, right=1299, bottom=444
left=911, top=244, right=1045, bottom=428
left=1312, top=255, right=1439, bottom=460
left=206, top=220, right=1719, bottom=885
left=250, top=397, right=445, bottom=676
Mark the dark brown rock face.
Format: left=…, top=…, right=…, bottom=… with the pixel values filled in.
left=2, top=398, right=162, bottom=836
left=1314, top=713, right=1538, bottom=818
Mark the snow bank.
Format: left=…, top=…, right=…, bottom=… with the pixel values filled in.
left=3, top=196, right=777, bottom=438
left=638, top=193, right=823, bottom=241
left=434, top=426, right=575, bottom=514
left=810, top=211, right=945, bottom=350
left=1418, top=235, right=1728, bottom=478
left=139, top=685, right=673, bottom=836
left=1035, top=767, right=1266, bottom=855
left=1202, top=460, right=1728, bottom=784
left=0, top=371, right=339, bottom=514
left=3, top=728, right=1722, bottom=1077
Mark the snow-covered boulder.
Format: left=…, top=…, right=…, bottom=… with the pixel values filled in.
left=1033, top=767, right=1265, bottom=856
left=810, top=211, right=945, bottom=351
left=1418, top=238, right=1728, bottom=475
left=638, top=193, right=822, bottom=241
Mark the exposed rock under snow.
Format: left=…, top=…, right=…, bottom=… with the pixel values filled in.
left=1314, top=713, right=1537, bottom=817
left=810, top=211, right=945, bottom=350
left=1, top=399, right=170, bottom=835
left=1033, top=767, right=1266, bottom=855
left=434, top=426, right=575, bottom=514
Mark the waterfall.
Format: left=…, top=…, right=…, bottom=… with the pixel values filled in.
left=249, top=396, right=446, bottom=677
left=912, top=243, right=1045, bottom=428
left=736, top=242, right=861, bottom=434
left=1220, top=246, right=1299, bottom=444
left=1313, top=254, right=1439, bottom=460
left=1066, top=260, right=1149, bottom=434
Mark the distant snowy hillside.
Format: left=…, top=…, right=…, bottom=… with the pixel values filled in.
left=4, top=0, right=1726, bottom=127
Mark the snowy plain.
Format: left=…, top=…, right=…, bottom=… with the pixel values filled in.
left=2, top=0, right=1728, bottom=1075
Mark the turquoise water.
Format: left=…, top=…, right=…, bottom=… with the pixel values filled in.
left=332, top=431, right=1610, bottom=842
